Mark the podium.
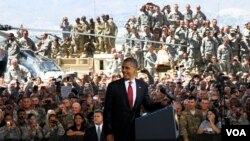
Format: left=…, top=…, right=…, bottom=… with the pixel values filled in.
left=135, top=106, right=178, bottom=141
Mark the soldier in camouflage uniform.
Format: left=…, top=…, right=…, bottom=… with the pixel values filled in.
left=217, top=36, right=232, bottom=73
left=108, top=18, right=118, bottom=50
left=72, top=18, right=85, bottom=55
left=183, top=4, right=193, bottom=22
left=228, top=28, right=241, bottom=59
left=51, top=38, right=61, bottom=59
left=4, top=33, right=21, bottom=62
left=84, top=38, right=96, bottom=57
left=162, top=4, right=171, bottom=26
left=180, top=96, right=203, bottom=141
left=60, top=17, right=72, bottom=40
left=230, top=57, right=242, bottom=74
left=167, top=4, right=183, bottom=31
left=152, top=6, right=165, bottom=30
left=35, top=33, right=52, bottom=58
left=18, top=30, right=37, bottom=51
left=130, top=27, right=143, bottom=68
left=95, top=17, right=105, bottom=53
left=201, top=29, right=217, bottom=65
left=166, top=29, right=178, bottom=69
left=193, top=5, right=206, bottom=27
left=175, top=20, right=188, bottom=55
left=61, top=37, right=73, bottom=58
left=240, top=22, right=250, bottom=60
left=137, top=5, right=152, bottom=31
left=102, top=15, right=112, bottom=53
left=80, top=16, right=90, bottom=49
left=187, top=24, right=202, bottom=70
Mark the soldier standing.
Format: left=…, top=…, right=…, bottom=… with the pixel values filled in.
left=201, top=30, right=217, bottom=65
left=18, top=30, right=37, bottom=51
left=152, top=6, right=165, bottom=30
left=193, top=5, right=206, bottom=27
left=60, top=17, right=72, bottom=40
left=144, top=43, right=157, bottom=76
left=84, top=38, right=96, bottom=57
left=228, top=28, right=241, bottom=59
left=5, top=33, right=21, bottom=62
left=102, top=15, right=112, bottom=53
left=217, top=36, right=232, bottom=73
left=108, top=18, right=118, bottom=50
left=137, top=5, right=152, bottom=31
left=183, top=4, right=193, bottom=22
left=95, top=17, right=105, bottom=53
left=175, top=20, right=188, bottom=55
left=187, top=24, right=202, bottom=70
left=80, top=16, right=90, bottom=48
left=72, top=18, right=85, bottom=56
left=167, top=4, right=183, bottom=31
left=35, top=33, right=52, bottom=58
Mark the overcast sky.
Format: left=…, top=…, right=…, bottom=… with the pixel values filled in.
left=0, top=0, right=249, bottom=35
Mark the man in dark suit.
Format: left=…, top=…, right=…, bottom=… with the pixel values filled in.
left=103, top=57, right=164, bottom=141
left=84, top=109, right=105, bottom=141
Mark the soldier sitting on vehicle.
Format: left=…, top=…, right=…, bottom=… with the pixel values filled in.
left=61, top=37, right=74, bottom=58
left=5, top=58, right=31, bottom=83
left=84, top=38, right=96, bottom=58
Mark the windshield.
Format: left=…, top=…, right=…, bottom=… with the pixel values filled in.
left=39, top=61, right=61, bottom=72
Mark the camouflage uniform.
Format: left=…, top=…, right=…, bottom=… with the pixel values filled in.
left=60, top=17, right=72, bottom=40
left=167, top=4, right=183, bottom=31
left=201, top=32, right=217, bottom=64
left=137, top=10, right=152, bottom=31
left=108, top=19, right=118, bottom=50
left=193, top=6, right=206, bottom=26
left=103, top=20, right=112, bottom=53
left=187, top=27, right=202, bottom=69
left=72, top=18, right=85, bottom=54
left=228, top=29, right=241, bottom=59
left=5, top=37, right=21, bottom=60
left=183, top=5, right=193, bottom=22
left=51, top=42, right=60, bottom=59
left=61, top=38, right=73, bottom=58
left=152, top=7, right=165, bottom=29
left=95, top=19, right=105, bottom=53
left=18, top=36, right=37, bottom=51
left=180, top=109, right=203, bottom=141
left=84, top=39, right=96, bottom=57
left=36, top=34, right=52, bottom=58
left=230, top=60, right=242, bottom=74
left=175, top=21, right=188, bottom=53
left=217, top=42, right=232, bottom=73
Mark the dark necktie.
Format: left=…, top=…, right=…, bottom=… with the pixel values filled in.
left=128, top=81, right=133, bottom=110
left=97, top=126, right=101, bottom=141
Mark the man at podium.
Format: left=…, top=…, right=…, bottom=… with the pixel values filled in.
left=103, top=57, right=166, bottom=141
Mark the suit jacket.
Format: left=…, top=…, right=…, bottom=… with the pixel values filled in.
left=103, top=78, right=162, bottom=141
left=84, top=126, right=105, bottom=141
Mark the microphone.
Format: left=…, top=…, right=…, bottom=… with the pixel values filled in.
left=160, top=87, right=176, bottom=101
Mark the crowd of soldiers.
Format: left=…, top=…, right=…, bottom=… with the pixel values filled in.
left=0, top=2, right=250, bottom=141
left=60, top=14, right=118, bottom=57
left=120, top=2, right=250, bottom=77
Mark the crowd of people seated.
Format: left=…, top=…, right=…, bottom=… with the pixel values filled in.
left=0, top=2, right=250, bottom=141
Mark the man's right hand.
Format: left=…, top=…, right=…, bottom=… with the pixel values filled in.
left=106, top=134, right=114, bottom=141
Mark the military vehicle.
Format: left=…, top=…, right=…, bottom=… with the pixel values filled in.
left=1, top=31, right=64, bottom=82
left=19, top=48, right=64, bottom=82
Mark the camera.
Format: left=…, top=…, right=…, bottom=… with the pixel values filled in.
left=50, top=120, right=58, bottom=125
